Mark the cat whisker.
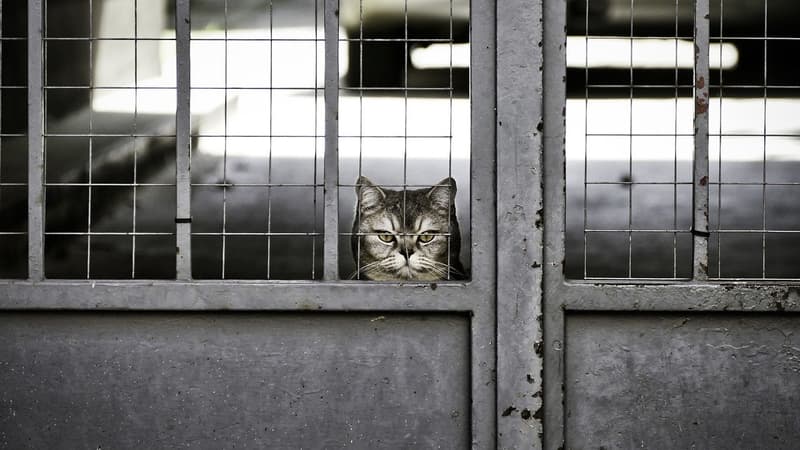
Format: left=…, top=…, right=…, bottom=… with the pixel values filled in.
left=353, top=259, right=387, bottom=280
left=418, top=258, right=465, bottom=279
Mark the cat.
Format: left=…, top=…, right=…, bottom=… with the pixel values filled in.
left=351, top=176, right=466, bottom=281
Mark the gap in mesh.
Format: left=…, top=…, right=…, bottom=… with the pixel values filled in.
left=42, top=0, right=177, bottom=280
left=188, top=0, right=323, bottom=280
left=338, top=0, right=470, bottom=281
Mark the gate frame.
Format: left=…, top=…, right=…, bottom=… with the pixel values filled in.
left=1, top=0, right=509, bottom=448
left=540, top=1, right=800, bottom=449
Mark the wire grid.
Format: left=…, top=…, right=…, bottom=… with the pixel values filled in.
left=337, top=0, right=470, bottom=281
left=708, top=0, right=800, bottom=279
left=566, top=0, right=694, bottom=279
left=42, top=0, right=177, bottom=279
left=0, top=1, right=29, bottom=279
left=189, top=0, right=324, bottom=280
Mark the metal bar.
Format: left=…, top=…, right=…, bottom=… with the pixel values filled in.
left=175, top=0, right=191, bottom=280
left=715, top=0, right=723, bottom=278
left=5, top=277, right=800, bottom=312
left=132, top=0, right=139, bottom=278
left=470, top=0, right=497, bottom=445
left=760, top=0, right=768, bottom=278
left=28, top=0, right=44, bottom=281
left=0, top=1, right=4, bottom=250
left=543, top=0, right=568, bottom=446
left=559, top=281, right=800, bottom=311
left=0, top=280, right=479, bottom=310
left=322, top=0, right=338, bottom=280
left=693, top=0, right=710, bottom=280
left=496, top=0, right=544, bottom=445
left=220, top=0, right=229, bottom=279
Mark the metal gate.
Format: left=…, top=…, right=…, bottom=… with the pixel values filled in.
left=0, top=0, right=511, bottom=447
left=543, top=0, right=800, bottom=448
left=3, top=0, right=800, bottom=448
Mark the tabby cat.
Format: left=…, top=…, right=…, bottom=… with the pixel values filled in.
left=351, top=176, right=465, bottom=281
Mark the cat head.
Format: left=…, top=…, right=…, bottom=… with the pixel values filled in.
left=351, top=176, right=465, bottom=281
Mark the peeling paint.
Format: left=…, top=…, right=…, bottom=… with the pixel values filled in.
left=695, top=76, right=705, bottom=89
left=695, top=93, right=709, bottom=115
left=501, top=406, right=517, bottom=417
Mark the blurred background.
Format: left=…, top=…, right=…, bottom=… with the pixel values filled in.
left=566, top=0, right=800, bottom=280
left=0, top=0, right=470, bottom=280
left=2, top=0, right=799, bottom=281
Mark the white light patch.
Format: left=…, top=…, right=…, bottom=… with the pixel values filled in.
left=410, top=43, right=470, bottom=69
left=93, top=27, right=348, bottom=114
left=568, top=98, right=800, bottom=161
left=567, top=37, right=738, bottom=70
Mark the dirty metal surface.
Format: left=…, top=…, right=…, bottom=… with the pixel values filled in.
left=496, top=0, right=544, bottom=446
left=566, top=313, right=800, bottom=449
left=0, top=312, right=470, bottom=448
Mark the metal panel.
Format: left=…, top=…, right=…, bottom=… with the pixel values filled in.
left=0, top=312, right=470, bottom=448
left=566, top=313, right=800, bottom=448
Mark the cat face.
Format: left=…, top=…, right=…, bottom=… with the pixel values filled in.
left=351, top=176, right=464, bottom=281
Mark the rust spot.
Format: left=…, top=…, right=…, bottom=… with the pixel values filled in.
left=430, top=283, right=437, bottom=291
left=695, top=76, right=706, bottom=89
left=520, top=409, right=532, bottom=420
left=501, top=406, right=517, bottom=417
left=533, top=407, right=544, bottom=420
left=534, top=341, right=544, bottom=357
left=699, top=176, right=708, bottom=186
left=696, top=95, right=709, bottom=115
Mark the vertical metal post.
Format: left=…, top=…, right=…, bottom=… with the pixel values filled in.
left=28, top=0, right=44, bottom=281
left=175, top=0, right=192, bottom=280
left=323, top=0, right=339, bottom=280
left=497, top=0, right=544, bottom=446
left=693, top=0, right=710, bottom=280
left=543, top=0, right=567, bottom=446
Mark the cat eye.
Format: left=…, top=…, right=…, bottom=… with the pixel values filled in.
left=418, top=233, right=436, bottom=243
left=376, top=232, right=395, bottom=243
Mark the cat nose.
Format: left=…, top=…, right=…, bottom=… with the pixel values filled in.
left=402, top=246, right=415, bottom=259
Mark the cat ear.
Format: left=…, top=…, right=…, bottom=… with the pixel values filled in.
left=427, top=177, right=457, bottom=212
left=356, top=176, right=386, bottom=214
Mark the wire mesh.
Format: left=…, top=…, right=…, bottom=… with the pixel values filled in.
left=568, top=0, right=800, bottom=281
left=708, top=0, right=800, bottom=279
left=337, top=0, right=470, bottom=281
left=42, top=0, right=177, bottom=279
left=566, top=0, right=694, bottom=279
left=0, top=0, right=28, bottom=279
left=189, top=0, right=324, bottom=280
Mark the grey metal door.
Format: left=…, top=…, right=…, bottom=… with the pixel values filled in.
left=0, top=0, right=505, bottom=447
left=542, top=0, right=800, bottom=448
